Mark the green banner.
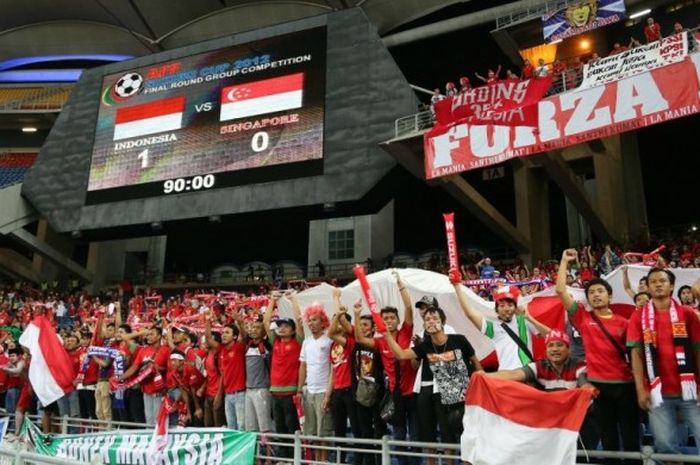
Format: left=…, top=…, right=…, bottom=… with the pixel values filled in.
left=23, top=420, right=257, bottom=465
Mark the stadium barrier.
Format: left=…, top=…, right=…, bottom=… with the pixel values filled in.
left=14, top=414, right=700, bottom=465
left=0, top=449, right=90, bottom=465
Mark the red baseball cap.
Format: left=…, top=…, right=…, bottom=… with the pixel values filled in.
left=492, top=285, right=520, bottom=304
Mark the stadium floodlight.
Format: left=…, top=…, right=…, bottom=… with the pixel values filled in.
left=629, top=9, right=651, bottom=19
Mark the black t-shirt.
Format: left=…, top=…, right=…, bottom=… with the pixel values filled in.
left=412, top=334, right=475, bottom=405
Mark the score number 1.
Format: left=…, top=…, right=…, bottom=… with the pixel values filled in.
left=137, top=149, right=149, bottom=168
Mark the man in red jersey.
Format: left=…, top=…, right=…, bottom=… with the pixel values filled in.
left=628, top=268, right=700, bottom=455
left=557, top=249, right=638, bottom=456
left=644, top=17, right=662, bottom=43
left=264, top=292, right=304, bottom=458
left=354, top=271, right=418, bottom=465
left=329, top=288, right=361, bottom=464
left=119, top=326, right=170, bottom=426
left=167, top=350, right=204, bottom=425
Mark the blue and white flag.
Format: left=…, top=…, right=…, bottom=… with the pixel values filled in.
left=542, top=0, right=626, bottom=43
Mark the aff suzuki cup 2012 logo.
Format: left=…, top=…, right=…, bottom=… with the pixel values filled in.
left=102, top=72, right=144, bottom=106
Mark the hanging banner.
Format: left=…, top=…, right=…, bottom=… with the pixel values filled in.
left=582, top=33, right=688, bottom=88
left=23, top=420, right=257, bottom=465
left=542, top=0, right=626, bottom=43
left=432, top=77, right=553, bottom=127
left=423, top=57, right=700, bottom=179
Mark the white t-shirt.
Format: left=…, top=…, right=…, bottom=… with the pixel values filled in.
left=535, top=65, right=549, bottom=77
left=299, top=333, right=332, bottom=394
left=481, top=315, right=537, bottom=370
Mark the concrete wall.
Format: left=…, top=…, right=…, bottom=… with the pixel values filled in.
left=86, top=235, right=167, bottom=291
left=308, top=200, right=394, bottom=271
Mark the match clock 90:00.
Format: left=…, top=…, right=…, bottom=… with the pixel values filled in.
left=163, top=174, right=216, bottom=194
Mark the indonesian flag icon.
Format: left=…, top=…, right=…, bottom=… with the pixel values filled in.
left=113, top=96, right=185, bottom=141
left=220, top=73, right=304, bottom=121
left=461, top=373, right=592, bottom=465
left=18, top=316, right=77, bottom=406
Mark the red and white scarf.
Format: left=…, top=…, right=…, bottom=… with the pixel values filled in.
left=641, top=299, right=696, bottom=408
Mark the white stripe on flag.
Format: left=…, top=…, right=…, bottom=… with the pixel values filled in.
left=18, top=323, right=66, bottom=406
left=220, top=90, right=302, bottom=121
left=113, top=112, right=183, bottom=141
left=460, top=405, right=580, bottom=465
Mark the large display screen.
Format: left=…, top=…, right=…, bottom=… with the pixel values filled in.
left=86, top=27, right=326, bottom=204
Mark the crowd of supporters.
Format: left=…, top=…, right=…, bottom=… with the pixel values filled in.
left=0, top=235, right=699, bottom=463
left=430, top=16, right=698, bottom=109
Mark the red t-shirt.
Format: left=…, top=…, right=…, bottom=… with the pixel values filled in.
left=374, top=323, right=416, bottom=396
left=204, top=348, right=221, bottom=397
left=0, top=312, right=12, bottom=326
left=80, top=347, right=99, bottom=385
left=219, top=341, right=246, bottom=394
left=68, top=347, right=83, bottom=376
left=131, top=345, right=170, bottom=394
left=569, top=304, right=632, bottom=382
left=167, top=364, right=204, bottom=391
left=270, top=336, right=301, bottom=394
left=627, top=305, right=700, bottom=396
left=331, top=336, right=355, bottom=390
left=644, top=23, right=661, bottom=42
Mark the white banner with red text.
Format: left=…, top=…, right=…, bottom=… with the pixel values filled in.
left=424, top=56, right=700, bottom=178
left=581, top=32, right=688, bottom=88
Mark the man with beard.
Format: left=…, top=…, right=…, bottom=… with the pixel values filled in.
left=453, top=280, right=549, bottom=370
left=381, top=306, right=482, bottom=456
left=628, top=268, right=700, bottom=459
left=557, top=249, right=639, bottom=457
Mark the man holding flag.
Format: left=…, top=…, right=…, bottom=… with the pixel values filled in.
left=18, top=315, right=77, bottom=429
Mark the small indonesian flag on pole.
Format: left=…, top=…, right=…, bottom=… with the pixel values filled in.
left=113, top=96, right=185, bottom=141
left=461, top=373, right=592, bottom=465
left=220, top=73, right=304, bottom=122
left=18, top=316, right=77, bottom=406
left=147, top=396, right=171, bottom=465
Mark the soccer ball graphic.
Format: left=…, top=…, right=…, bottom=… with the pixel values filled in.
left=113, top=73, right=144, bottom=99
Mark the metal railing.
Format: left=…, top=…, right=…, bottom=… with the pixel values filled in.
left=12, top=414, right=700, bottom=465
left=0, top=449, right=90, bottom=465
left=394, top=110, right=435, bottom=139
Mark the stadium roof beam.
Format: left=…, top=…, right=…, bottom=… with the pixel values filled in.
left=535, top=150, right=617, bottom=244
left=381, top=0, right=558, bottom=47
left=380, top=138, right=531, bottom=253
left=439, top=175, right=531, bottom=252
left=9, top=227, right=93, bottom=282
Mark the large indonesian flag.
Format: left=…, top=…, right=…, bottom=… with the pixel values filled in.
left=220, top=73, right=304, bottom=121
left=113, top=96, right=185, bottom=141
left=18, top=316, right=76, bottom=406
left=461, top=373, right=592, bottom=465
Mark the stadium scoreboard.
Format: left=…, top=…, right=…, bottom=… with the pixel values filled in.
left=87, top=27, right=326, bottom=204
